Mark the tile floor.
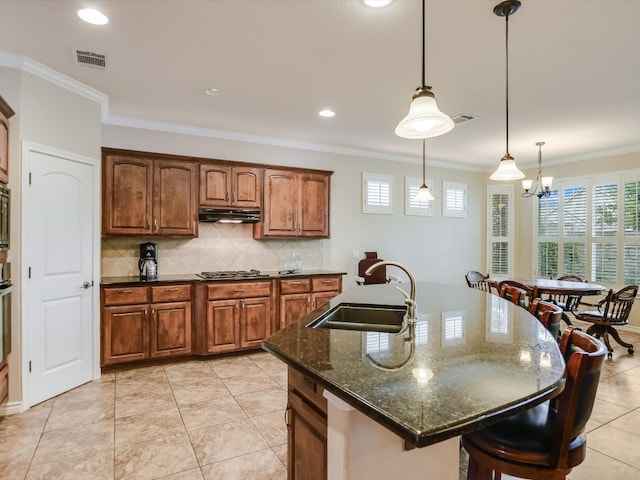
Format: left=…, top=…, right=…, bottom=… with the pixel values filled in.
left=1, top=325, right=640, bottom=479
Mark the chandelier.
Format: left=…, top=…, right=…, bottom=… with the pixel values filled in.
left=522, top=142, right=553, bottom=198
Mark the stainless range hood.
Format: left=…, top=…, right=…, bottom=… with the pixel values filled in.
left=198, top=208, right=261, bottom=224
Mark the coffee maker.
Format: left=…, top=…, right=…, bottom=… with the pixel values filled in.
left=138, top=242, right=158, bottom=279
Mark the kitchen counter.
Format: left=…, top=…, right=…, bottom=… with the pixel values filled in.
left=100, top=269, right=346, bottom=285
left=262, top=281, right=566, bottom=448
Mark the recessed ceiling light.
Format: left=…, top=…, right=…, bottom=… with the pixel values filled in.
left=362, top=0, right=394, bottom=8
left=77, top=8, right=109, bottom=25
left=204, top=88, right=220, bottom=96
left=319, top=109, right=335, bottom=118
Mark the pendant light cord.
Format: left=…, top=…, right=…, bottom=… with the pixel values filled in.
left=421, top=0, right=426, bottom=88
left=504, top=10, right=510, bottom=156
left=422, top=139, right=426, bottom=184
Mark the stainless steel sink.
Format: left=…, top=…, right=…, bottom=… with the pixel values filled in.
left=307, top=303, right=406, bottom=333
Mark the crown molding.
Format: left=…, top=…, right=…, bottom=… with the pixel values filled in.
left=0, top=51, right=109, bottom=120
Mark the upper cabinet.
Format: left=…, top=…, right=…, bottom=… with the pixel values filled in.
left=0, top=95, right=15, bottom=185
left=199, top=164, right=262, bottom=209
left=102, top=149, right=198, bottom=236
left=255, top=169, right=331, bottom=239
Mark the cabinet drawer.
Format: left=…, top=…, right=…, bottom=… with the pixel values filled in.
left=280, top=278, right=311, bottom=294
left=103, top=286, right=148, bottom=306
left=151, top=284, right=191, bottom=303
left=208, top=280, right=272, bottom=300
left=288, top=367, right=327, bottom=415
left=312, top=276, right=340, bottom=292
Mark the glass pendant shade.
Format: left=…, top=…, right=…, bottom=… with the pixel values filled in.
left=522, top=179, right=533, bottom=192
left=414, top=184, right=434, bottom=202
left=490, top=155, right=525, bottom=181
left=541, top=176, right=553, bottom=189
left=396, top=90, right=455, bottom=139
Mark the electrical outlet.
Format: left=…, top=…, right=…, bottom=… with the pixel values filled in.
left=352, top=250, right=361, bottom=259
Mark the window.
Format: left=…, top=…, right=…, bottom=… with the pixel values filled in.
left=405, top=176, right=434, bottom=216
left=487, top=185, right=514, bottom=276
left=362, top=172, right=393, bottom=214
left=535, top=170, right=640, bottom=287
left=443, top=181, right=466, bottom=217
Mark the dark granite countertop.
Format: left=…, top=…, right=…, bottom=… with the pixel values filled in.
left=262, top=282, right=566, bottom=448
left=100, top=269, right=347, bottom=286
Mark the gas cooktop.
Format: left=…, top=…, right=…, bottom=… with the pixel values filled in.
left=196, top=269, right=268, bottom=279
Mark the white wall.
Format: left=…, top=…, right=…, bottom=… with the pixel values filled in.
left=103, top=124, right=487, bottom=286
left=0, top=65, right=102, bottom=407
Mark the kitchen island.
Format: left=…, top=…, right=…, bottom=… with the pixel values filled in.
left=262, top=282, right=566, bottom=479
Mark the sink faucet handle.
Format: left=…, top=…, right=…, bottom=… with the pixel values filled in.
left=395, top=285, right=410, bottom=301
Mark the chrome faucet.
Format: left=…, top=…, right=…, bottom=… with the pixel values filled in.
left=365, top=261, right=417, bottom=323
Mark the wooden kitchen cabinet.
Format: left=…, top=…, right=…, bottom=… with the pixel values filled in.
left=287, top=367, right=327, bottom=480
left=199, top=280, right=273, bottom=354
left=199, top=163, right=262, bottom=209
left=101, top=283, right=192, bottom=366
left=255, top=169, right=331, bottom=239
left=278, top=276, right=342, bottom=330
left=102, top=149, right=197, bottom=236
left=0, top=95, right=15, bottom=185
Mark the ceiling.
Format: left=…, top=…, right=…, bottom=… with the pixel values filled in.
left=1, top=0, right=639, bottom=170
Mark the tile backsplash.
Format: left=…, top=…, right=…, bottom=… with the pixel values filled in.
left=101, top=223, right=327, bottom=277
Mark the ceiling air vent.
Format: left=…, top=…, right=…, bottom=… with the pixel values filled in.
left=452, top=113, right=477, bottom=124
left=73, top=49, right=107, bottom=69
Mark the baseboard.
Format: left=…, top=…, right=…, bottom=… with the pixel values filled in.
left=0, top=400, right=23, bottom=416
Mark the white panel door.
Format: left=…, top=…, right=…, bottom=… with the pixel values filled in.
left=26, top=148, right=95, bottom=406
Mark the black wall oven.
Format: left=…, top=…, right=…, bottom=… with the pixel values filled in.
left=0, top=263, right=11, bottom=363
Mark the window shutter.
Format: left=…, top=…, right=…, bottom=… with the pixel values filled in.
left=563, top=242, right=587, bottom=278
left=592, top=182, right=618, bottom=237
left=363, top=173, right=393, bottom=214
left=488, top=186, right=513, bottom=276
left=623, top=244, right=640, bottom=285
left=591, top=243, right=618, bottom=283
left=443, top=182, right=467, bottom=217
left=405, top=177, right=433, bottom=216
left=624, top=180, right=640, bottom=236
left=538, top=190, right=559, bottom=236
left=563, top=186, right=587, bottom=236
left=537, top=242, right=558, bottom=278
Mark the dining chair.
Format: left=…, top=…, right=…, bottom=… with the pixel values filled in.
left=465, top=271, right=494, bottom=294
left=529, top=298, right=563, bottom=341
left=497, top=280, right=535, bottom=308
left=573, top=285, right=638, bottom=359
left=462, top=327, right=606, bottom=480
left=545, top=275, right=584, bottom=327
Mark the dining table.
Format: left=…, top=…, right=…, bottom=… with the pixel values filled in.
left=490, top=277, right=608, bottom=298
left=490, top=277, right=608, bottom=325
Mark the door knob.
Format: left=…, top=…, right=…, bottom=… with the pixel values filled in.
left=82, top=281, right=93, bottom=289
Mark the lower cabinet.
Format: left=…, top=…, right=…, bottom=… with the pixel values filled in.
left=287, top=367, right=327, bottom=480
left=197, top=280, right=273, bottom=354
left=101, top=284, right=192, bottom=366
left=279, top=276, right=342, bottom=329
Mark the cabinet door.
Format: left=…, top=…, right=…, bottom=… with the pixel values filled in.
left=312, top=292, right=337, bottom=310
left=102, top=156, right=153, bottom=235
left=0, top=116, right=9, bottom=185
left=240, top=297, right=271, bottom=348
left=206, top=299, right=239, bottom=353
left=150, top=301, right=192, bottom=358
left=154, top=160, right=197, bottom=236
left=299, top=173, right=329, bottom=238
left=232, top=167, right=262, bottom=208
left=200, top=164, right=231, bottom=207
left=280, top=293, right=311, bottom=329
left=261, top=169, right=297, bottom=237
left=102, top=304, right=150, bottom=365
left=288, top=390, right=327, bottom=480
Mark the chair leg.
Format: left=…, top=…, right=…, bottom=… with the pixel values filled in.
left=561, top=312, right=574, bottom=327
left=600, top=329, right=614, bottom=359
left=607, top=326, right=635, bottom=354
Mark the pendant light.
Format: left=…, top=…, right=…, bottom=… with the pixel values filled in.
left=522, top=142, right=553, bottom=198
left=490, top=0, right=524, bottom=181
left=414, top=139, right=434, bottom=202
left=395, top=0, right=454, bottom=139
